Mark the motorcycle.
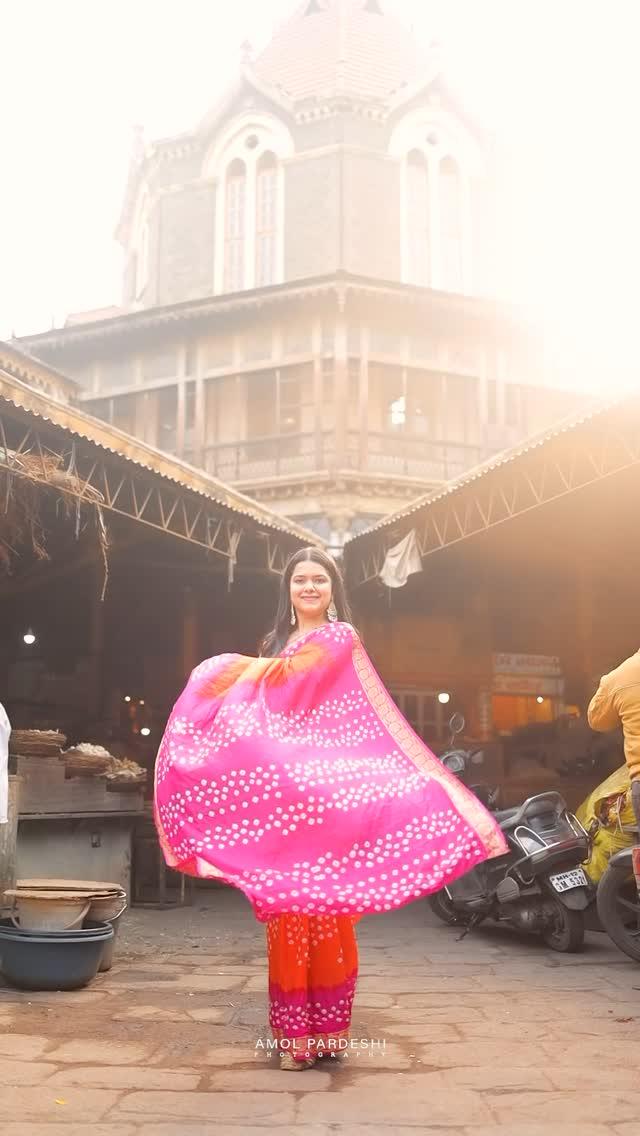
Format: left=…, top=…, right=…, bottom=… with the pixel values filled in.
left=596, top=834, right=640, bottom=963
left=429, top=714, right=592, bottom=952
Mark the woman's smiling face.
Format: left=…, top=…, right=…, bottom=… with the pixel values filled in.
left=290, top=560, right=332, bottom=622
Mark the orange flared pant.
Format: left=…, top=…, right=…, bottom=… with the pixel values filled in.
left=266, top=913, right=359, bottom=1060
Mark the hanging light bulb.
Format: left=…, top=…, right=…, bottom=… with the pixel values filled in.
left=140, top=727, right=151, bottom=738
left=437, top=692, right=451, bottom=705
left=124, top=695, right=132, bottom=703
left=22, top=629, right=36, bottom=646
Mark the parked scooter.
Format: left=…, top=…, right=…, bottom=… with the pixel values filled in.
left=429, top=715, right=592, bottom=952
left=596, top=835, right=640, bottom=963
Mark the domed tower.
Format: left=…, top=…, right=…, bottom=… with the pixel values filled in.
left=18, top=0, right=578, bottom=549
left=118, top=0, right=488, bottom=307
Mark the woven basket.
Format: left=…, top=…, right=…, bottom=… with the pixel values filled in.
left=10, top=730, right=66, bottom=757
left=63, top=750, right=113, bottom=777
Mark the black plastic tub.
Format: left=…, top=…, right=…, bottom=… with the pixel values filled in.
left=0, top=919, right=114, bottom=991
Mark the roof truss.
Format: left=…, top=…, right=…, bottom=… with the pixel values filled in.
left=0, top=409, right=294, bottom=574
left=350, top=409, right=640, bottom=587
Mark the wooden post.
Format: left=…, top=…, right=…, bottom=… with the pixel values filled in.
left=312, top=318, right=324, bottom=469
left=334, top=315, right=348, bottom=470
left=575, top=559, right=596, bottom=710
left=194, top=341, right=206, bottom=468
left=181, top=585, right=198, bottom=682
left=359, top=325, right=369, bottom=471
left=88, top=561, right=105, bottom=719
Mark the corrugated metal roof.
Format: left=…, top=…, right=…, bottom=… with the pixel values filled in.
left=0, top=342, right=317, bottom=545
left=16, top=273, right=512, bottom=352
left=345, top=392, right=624, bottom=542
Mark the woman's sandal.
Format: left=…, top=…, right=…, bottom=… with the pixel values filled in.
left=279, top=1051, right=315, bottom=1071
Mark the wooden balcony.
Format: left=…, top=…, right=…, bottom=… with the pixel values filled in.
left=196, top=430, right=489, bottom=485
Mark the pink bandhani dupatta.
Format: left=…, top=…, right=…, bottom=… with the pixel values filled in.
left=154, top=622, right=507, bottom=922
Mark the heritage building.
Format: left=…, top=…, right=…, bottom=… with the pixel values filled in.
left=18, top=0, right=579, bottom=548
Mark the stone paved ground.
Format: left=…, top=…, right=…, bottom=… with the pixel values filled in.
left=0, top=888, right=639, bottom=1135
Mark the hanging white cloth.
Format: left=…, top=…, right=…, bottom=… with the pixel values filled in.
left=0, top=703, right=10, bottom=824
left=379, top=529, right=423, bottom=589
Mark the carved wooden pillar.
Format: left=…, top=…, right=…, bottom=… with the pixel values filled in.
left=312, top=318, right=324, bottom=470
left=358, top=325, right=369, bottom=471
left=334, top=312, right=348, bottom=470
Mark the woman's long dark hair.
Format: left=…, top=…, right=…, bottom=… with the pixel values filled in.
left=260, top=546, right=354, bottom=657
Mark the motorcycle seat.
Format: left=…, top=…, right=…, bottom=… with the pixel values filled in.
left=493, top=807, right=520, bottom=826
left=493, top=792, right=568, bottom=831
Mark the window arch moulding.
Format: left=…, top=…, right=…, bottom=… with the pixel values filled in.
left=389, top=108, right=483, bottom=295
left=203, top=113, right=294, bottom=295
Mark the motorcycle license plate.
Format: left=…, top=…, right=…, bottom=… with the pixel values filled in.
left=549, top=868, right=588, bottom=893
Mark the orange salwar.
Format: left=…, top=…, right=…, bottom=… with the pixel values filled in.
left=266, top=912, right=359, bottom=1061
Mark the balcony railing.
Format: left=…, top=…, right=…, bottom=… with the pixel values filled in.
left=201, top=432, right=334, bottom=482
left=197, top=430, right=489, bottom=484
left=346, top=431, right=487, bottom=481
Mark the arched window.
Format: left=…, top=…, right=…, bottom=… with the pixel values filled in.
left=255, top=152, right=278, bottom=287
left=406, top=150, right=430, bottom=286
left=390, top=111, right=480, bottom=295
left=439, top=156, right=463, bottom=293
left=204, top=114, right=293, bottom=295
left=224, top=159, right=246, bottom=293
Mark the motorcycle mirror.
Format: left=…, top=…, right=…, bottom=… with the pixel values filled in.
left=449, top=713, right=465, bottom=736
left=470, top=749, right=485, bottom=765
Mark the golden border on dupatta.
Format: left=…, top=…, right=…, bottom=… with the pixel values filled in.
left=352, top=639, right=507, bottom=859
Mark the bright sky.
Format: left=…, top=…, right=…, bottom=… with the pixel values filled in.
left=1, top=0, right=639, bottom=387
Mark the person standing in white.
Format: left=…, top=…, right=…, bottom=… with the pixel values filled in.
left=0, top=703, right=10, bottom=824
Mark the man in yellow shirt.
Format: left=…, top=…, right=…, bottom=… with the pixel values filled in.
left=588, top=653, right=640, bottom=829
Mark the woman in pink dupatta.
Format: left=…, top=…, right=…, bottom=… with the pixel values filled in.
left=154, top=547, right=507, bottom=1071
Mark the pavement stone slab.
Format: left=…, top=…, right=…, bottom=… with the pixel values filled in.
left=418, top=1065, right=554, bottom=1091
left=3, top=892, right=639, bottom=1134
left=418, top=1041, right=545, bottom=1068
left=0, top=1034, right=53, bottom=1059
left=296, top=1074, right=493, bottom=1126
left=206, top=1067, right=333, bottom=1091
left=541, top=1038, right=640, bottom=1066
left=47, top=1040, right=155, bottom=1065
left=466, top=1127, right=613, bottom=1136
left=47, top=1065, right=202, bottom=1091
left=111, top=1089, right=296, bottom=1124
left=0, top=1127, right=136, bottom=1136
left=0, top=989, right=107, bottom=1004
left=0, top=1058, right=61, bottom=1085
left=170, top=974, right=244, bottom=991
left=541, top=1064, right=640, bottom=1092
left=376, top=1021, right=461, bottom=1041
left=0, top=1086, right=122, bottom=1123
left=133, top=1128, right=330, bottom=1136
left=486, top=1091, right=640, bottom=1127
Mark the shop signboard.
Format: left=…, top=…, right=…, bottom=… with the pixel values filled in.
left=492, top=673, right=565, bottom=697
left=492, top=653, right=562, bottom=677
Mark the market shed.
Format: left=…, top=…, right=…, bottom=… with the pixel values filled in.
left=344, top=394, right=639, bottom=806
left=0, top=342, right=314, bottom=897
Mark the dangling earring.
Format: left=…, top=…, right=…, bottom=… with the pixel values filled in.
left=290, top=603, right=296, bottom=626
left=327, top=601, right=338, bottom=623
